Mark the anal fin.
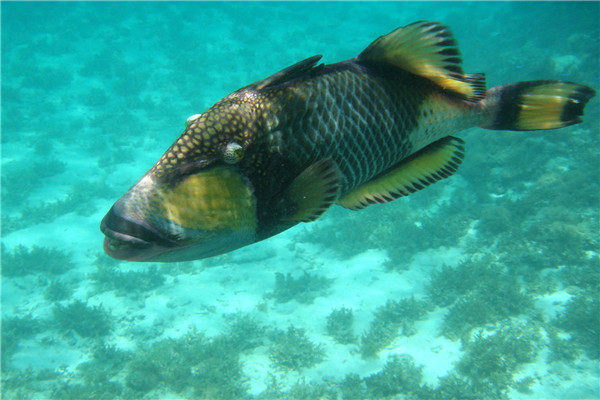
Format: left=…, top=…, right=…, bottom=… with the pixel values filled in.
left=338, top=136, right=465, bottom=210
left=283, top=158, right=342, bottom=222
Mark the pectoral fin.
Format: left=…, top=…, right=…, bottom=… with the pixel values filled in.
left=283, top=158, right=342, bottom=222
left=338, top=136, right=465, bottom=210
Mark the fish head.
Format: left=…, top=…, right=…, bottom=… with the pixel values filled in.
left=101, top=94, right=261, bottom=262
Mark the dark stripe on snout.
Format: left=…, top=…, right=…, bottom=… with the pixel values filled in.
left=100, top=204, right=177, bottom=248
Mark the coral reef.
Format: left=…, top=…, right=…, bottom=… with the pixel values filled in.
left=2, top=369, right=66, bottom=400
left=363, top=354, right=426, bottom=398
left=259, top=375, right=335, bottom=400
left=125, top=330, right=248, bottom=399
left=266, top=271, right=333, bottom=304
left=454, top=321, right=541, bottom=399
left=1, top=244, right=74, bottom=277
left=2, top=178, right=118, bottom=235
left=546, top=333, right=582, bottom=363
left=553, top=292, right=599, bottom=359
left=52, top=300, right=112, bottom=338
left=43, top=279, right=72, bottom=301
left=360, top=297, right=432, bottom=359
left=338, top=373, right=365, bottom=400
left=1, top=315, right=44, bottom=370
left=558, top=257, right=600, bottom=293
left=425, top=261, right=478, bottom=308
left=52, top=375, right=123, bottom=400
left=326, top=307, right=356, bottom=344
left=268, top=325, right=326, bottom=371
left=222, top=312, right=266, bottom=352
left=300, top=193, right=471, bottom=263
left=89, top=262, right=165, bottom=297
left=426, top=257, right=533, bottom=340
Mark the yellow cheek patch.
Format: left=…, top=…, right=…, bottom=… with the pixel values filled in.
left=157, top=168, right=256, bottom=232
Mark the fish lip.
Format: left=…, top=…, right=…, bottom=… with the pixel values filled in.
left=101, top=226, right=152, bottom=248
left=102, top=229, right=180, bottom=262
left=103, top=236, right=158, bottom=261
left=100, top=204, right=180, bottom=261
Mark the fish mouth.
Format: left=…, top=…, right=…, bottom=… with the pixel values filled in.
left=100, top=204, right=179, bottom=261
left=100, top=167, right=259, bottom=262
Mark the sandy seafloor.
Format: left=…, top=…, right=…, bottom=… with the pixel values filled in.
left=1, top=2, right=599, bottom=399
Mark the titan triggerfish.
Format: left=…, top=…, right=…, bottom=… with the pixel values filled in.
left=101, top=21, right=595, bottom=262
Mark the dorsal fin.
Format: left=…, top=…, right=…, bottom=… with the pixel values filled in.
left=358, top=21, right=486, bottom=101
left=338, top=136, right=465, bottom=210
left=251, top=55, right=323, bottom=91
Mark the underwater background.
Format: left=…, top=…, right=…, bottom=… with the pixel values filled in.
left=1, top=1, right=599, bottom=399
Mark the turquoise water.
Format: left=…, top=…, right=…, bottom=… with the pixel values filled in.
left=2, top=1, right=599, bottom=399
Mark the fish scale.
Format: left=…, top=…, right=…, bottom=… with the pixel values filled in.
left=261, top=65, right=431, bottom=192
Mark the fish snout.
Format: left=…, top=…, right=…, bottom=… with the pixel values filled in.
left=100, top=199, right=177, bottom=261
left=101, top=167, right=259, bottom=262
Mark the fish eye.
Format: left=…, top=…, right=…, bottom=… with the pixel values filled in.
left=185, top=114, right=202, bottom=127
left=223, top=142, right=244, bottom=164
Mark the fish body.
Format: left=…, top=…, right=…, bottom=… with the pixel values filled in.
left=101, top=21, right=595, bottom=262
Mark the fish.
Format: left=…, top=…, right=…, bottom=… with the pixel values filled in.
left=100, top=21, right=595, bottom=262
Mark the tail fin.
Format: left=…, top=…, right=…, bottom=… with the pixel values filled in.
left=481, top=81, right=595, bottom=131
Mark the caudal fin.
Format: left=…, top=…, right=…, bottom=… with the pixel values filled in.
left=481, top=81, right=595, bottom=131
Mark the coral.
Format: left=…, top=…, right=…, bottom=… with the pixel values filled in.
left=21, top=65, right=73, bottom=91
left=551, top=54, right=581, bottom=75
left=258, top=375, right=335, bottom=400
left=1, top=314, right=44, bottom=370
left=475, top=204, right=514, bottom=237
left=513, top=376, right=536, bottom=395
left=547, top=333, right=582, bottom=363
left=455, top=321, right=541, bottom=398
left=1, top=244, right=75, bottom=277
left=222, top=312, right=266, bottom=352
left=2, top=368, right=65, bottom=400
left=78, top=87, right=110, bottom=107
left=89, top=263, right=165, bottom=297
left=44, top=279, right=72, bottom=301
left=359, top=297, right=432, bottom=359
left=2, top=177, right=117, bottom=235
left=268, top=325, right=326, bottom=371
left=553, top=292, right=599, bottom=359
left=363, top=354, right=424, bottom=398
left=52, top=379, right=123, bottom=400
left=126, top=359, right=161, bottom=393
left=2, top=314, right=43, bottom=338
left=299, top=193, right=470, bottom=263
left=267, top=271, right=333, bottom=304
left=559, top=257, right=600, bottom=292
left=425, top=262, right=476, bottom=308
left=52, top=300, right=112, bottom=338
left=441, top=280, right=533, bottom=341
left=326, top=307, right=356, bottom=344
left=435, top=258, right=533, bottom=340
left=524, top=219, right=591, bottom=269
left=77, top=343, right=132, bottom=386
left=257, top=374, right=286, bottom=399
left=338, top=373, right=366, bottom=400
left=441, top=294, right=492, bottom=341
left=285, top=378, right=336, bottom=400
left=433, top=373, right=481, bottom=400
left=125, top=330, right=248, bottom=399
